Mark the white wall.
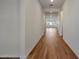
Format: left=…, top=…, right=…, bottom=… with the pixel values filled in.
left=25, top=0, right=45, bottom=58
left=63, top=0, right=79, bottom=57
left=0, top=0, right=20, bottom=57
left=0, top=0, right=45, bottom=59
left=58, top=12, right=63, bottom=36
left=19, top=0, right=26, bottom=59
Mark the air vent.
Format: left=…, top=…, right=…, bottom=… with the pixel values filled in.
left=50, top=4, right=53, bottom=6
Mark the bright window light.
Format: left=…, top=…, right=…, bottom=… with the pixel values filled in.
left=49, top=22, right=53, bottom=25
left=51, top=0, right=54, bottom=2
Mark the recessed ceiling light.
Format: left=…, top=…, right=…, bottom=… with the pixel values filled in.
left=51, top=0, right=54, bottom=2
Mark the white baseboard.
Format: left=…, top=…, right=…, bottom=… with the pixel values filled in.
left=0, top=55, right=19, bottom=57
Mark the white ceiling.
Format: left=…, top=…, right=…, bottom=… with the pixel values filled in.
left=39, top=0, right=65, bottom=13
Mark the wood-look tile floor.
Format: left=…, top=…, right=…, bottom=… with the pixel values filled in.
left=27, top=28, right=79, bottom=59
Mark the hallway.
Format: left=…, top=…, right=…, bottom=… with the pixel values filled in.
left=27, top=28, right=78, bottom=59
left=0, top=0, right=79, bottom=59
